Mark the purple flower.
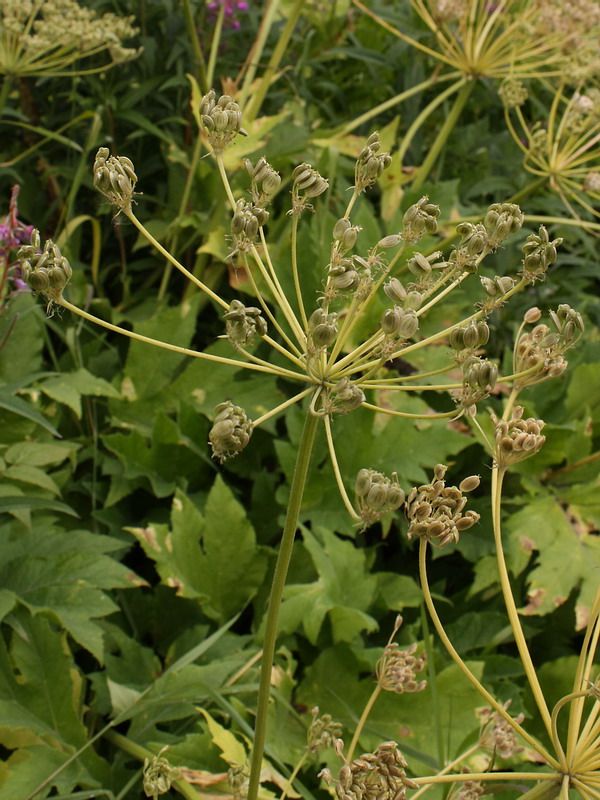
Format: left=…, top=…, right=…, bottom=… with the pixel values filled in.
left=1, top=186, right=34, bottom=309
left=207, top=0, right=249, bottom=30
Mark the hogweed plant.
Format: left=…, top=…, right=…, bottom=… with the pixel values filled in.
left=502, top=79, right=600, bottom=224
left=19, top=91, right=597, bottom=800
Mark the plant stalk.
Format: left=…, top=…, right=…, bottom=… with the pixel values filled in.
left=246, top=409, right=320, bottom=800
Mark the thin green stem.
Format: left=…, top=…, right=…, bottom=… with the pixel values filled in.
left=335, top=72, right=462, bottom=138
left=247, top=410, right=320, bottom=800
left=290, top=214, right=309, bottom=331
left=181, top=0, right=208, bottom=91
left=58, top=299, right=306, bottom=382
left=418, top=539, right=559, bottom=766
left=411, top=772, right=560, bottom=786
left=409, top=743, right=481, bottom=800
left=347, top=685, right=382, bottom=762
left=239, top=0, right=281, bottom=109
left=125, top=210, right=228, bottom=309
left=0, top=75, right=13, bottom=117
left=411, top=80, right=474, bottom=190
left=253, top=387, right=314, bottom=427
left=215, top=153, right=237, bottom=210
left=323, top=415, right=362, bottom=523
left=491, top=467, right=554, bottom=742
left=279, top=750, right=309, bottom=800
left=158, top=132, right=204, bottom=301
left=206, top=3, right=224, bottom=88
left=244, top=0, right=306, bottom=123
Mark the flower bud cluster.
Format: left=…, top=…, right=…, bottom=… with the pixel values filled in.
left=355, top=132, right=392, bottom=192
left=244, top=157, right=281, bottom=207
left=307, top=707, right=343, bottom=754
left=327, top=378, right=365, bottom=415
left=405, top=464, right=480, bottom=548
left=491, top=407, right=546, bottom=468
left=458, top=356, right=498, bottom=415
left=380, top=306, right=419, bottom=339
left=229, top=199, right=269, bottom=257
left=480, top=275, right=516, bottom=300
left=93, top=147, right=137, bottom=211
left=333, top=218, right=362, bottom=253
left=483, top=202, right=524, bottom=249
left=402, top=196, right=440, bottom=243
left=319, top=741, right=418, bottom=800
left=223, top=299, right=267, bottom=347
left=478, top=702, right=524, bottom=759
left=514, top=323, right=570, bottom=387
left=209, top=401, right=253, bottom=463
left=549, top=304, right=584, bottom=345
left=199, top=90, right=247, bottom=153
left=355, top=469, right=405, bottom=529
left=308, top=308, right=338, bottom=349
left=449, top=320, right=490, bottom=353
left=18, top=230, right=72, bottom=301
left=376, top=640, right=426, bottom=694
left=498, top=78, right=529, bottom=108
left=291, top=163, right=329, bottom=215
left=143, top=748, right=181, bottom=798
left=520, top=225, right=562, bottom=281
left=454, top=773, right=484, bottom=800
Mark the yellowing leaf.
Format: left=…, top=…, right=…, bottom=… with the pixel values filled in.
left=197, top=708, right=247, bottom=765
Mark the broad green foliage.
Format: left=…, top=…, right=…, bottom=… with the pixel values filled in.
left=129, top=478, right=268, bottom=622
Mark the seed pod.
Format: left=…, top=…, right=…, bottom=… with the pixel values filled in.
left=462, top=323, right=480, bottom=349
left=367, top=483, right=389, bottom=509
left=333, top=218, right=351, bottom=240
left=459, top=475, right=480, bottom=493
left=450, top=327, right=465, bottom=350
left=381, top=307, right=403, bottom=335
left=356, top=469, right=373, bottom=496
left=404, top=290, right=422, bottom=310
left=397, top=311, right=419, bottom=339
left=384, top=278, right=406, bottom=303
left=341, top=226, right=359, bottom=251
left=407, top=252, right=432, bottom=278
left=378, top=234, right=402, bottom=248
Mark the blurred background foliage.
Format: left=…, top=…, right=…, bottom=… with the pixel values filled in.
left=0, top=0, right=599, bottom=797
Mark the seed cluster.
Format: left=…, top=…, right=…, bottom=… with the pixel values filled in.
left=200, top=91, right=247, bottom=153
left=405, top=464, right=480, bottom=548
left=209, top=401, right=253, bottom=463
left=355, top=469, right=405, bottom=530
left=376, top=641, right=427, bottom=694
left=478, top=703, right=524, bottom=759
left=18, top=231, right=72, bottom=302
left=320, top=741, right=418, bottom=800
left=223, top=300, right=267, bottom=347
left=93, top=147, right=137, bottom=212
left=307, top=707, right=343, bottom=754
left=491, top=407, right=546, bottom=468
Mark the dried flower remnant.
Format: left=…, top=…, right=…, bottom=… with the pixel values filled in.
left=453, top=771, right=484, bottom=800
left=0, top=0, right=138, bottom=78
left=228, top=762, right=250, bottom=800
left=376, top=618, right=427, bottom=694
left=477, top=702, right=525, bottom=759
left=307, top=707, right=343, bottom=754
left=405, top=464, right=480, bottom=548
left=143, top=747, right=182, bottom=798
left=223, top=299, right=267, bottom=347
left=319, top=740, right=418, bottom=800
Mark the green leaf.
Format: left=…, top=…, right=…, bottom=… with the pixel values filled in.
left=120, top=295, right=201, bottom=401
left=40, top=368, right=120, bottom=418
left=0, top=392, right=60, bottom=437
left=0, top=528, right=143, bottom=660
left=0, top=611, right=108, bottom=795
left=128, top=478, right=268, bottom=622
left=0, top=496, right=78, bottom=517
left=279, top=527, right=379, bottom=644
left=505, top=496, right=600, bottom=629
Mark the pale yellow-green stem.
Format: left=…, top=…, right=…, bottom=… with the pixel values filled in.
left=334, top=71, right=463, bottom=137
left=571, top=777, right=600, bottom=800
left=238, top=0, right=281, bottom=109
left=491, top=466, right=554, bottom=744
left=396, top=79, right=466, bottom=170
left=290, top=213, right=309, bottom=331
left=244, top=0, right=306, bottom=123
left=206, top=1, right=224, bottom=88
left=409, top=742, right=481, bottom=800
left=253, top=387, right=314, bottom=427
left=418, top=539, right=559, bottom=766
left=360, top=364, right=543, bottom=393
left=416, top=270, right=470, bottom=317
left=124, top=209, right=228, bottom=310
left=249, top=243, right=306, bottom=346
left=279, top=749, right=310, bottom=800
left=551, top=692, right=585, bottom=772
left=361, top=364, right=455, bottom=386
left=346, top=684, right=382, bottom=762
left=568, top=585, right=600, bottom=764
left=215, top=152, right=238, bottom=210
left=361, top=402, right=457, bottom=420
left=241, top=252, right=305, bottom=359
left=411, top=772, right=561, bottom=786
left=57, top=298, right=307, bottom=383
left=224, top=649, right=263, bottom=687
left=323, top=415, right=361, bottom=522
